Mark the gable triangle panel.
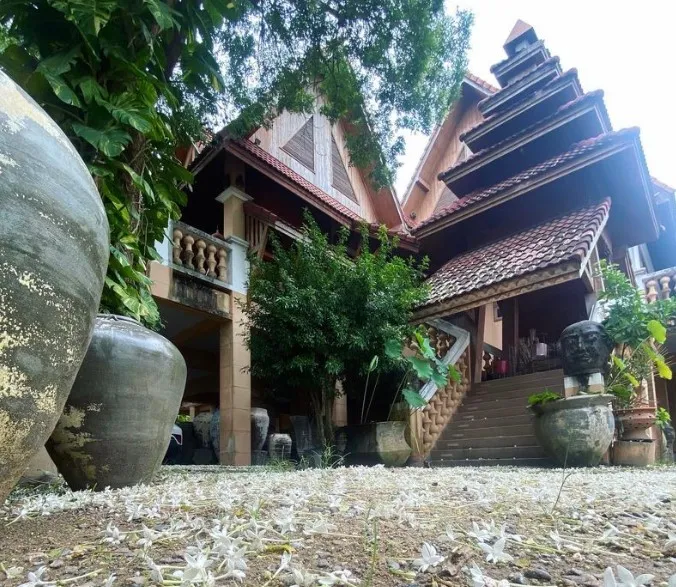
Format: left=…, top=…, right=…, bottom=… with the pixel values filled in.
left=281, top=116, right=315, bottom=171
left=331, top=134, right=357, bottom=202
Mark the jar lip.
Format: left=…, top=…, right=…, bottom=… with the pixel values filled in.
left=96, top=313, right=142, bottom=326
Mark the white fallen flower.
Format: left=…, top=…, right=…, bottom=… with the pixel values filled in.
left=479, top=537, right=513, bottom=564
left=303, top=518, right=336, bottom=535
left=603, top=565, right=654, bottom=587
left=146, top=558, right=164, bottom=584
left=318, top=569, right=358, bottom=585
left=412, top=542, right=445, bottom=572
left=18, top=566, right=51, bottom=587
left=102, top=522, right=125, bottom=545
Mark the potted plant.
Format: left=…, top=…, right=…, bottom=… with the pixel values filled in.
left=344, top=329, right=459, bottom=467
left=528, top=388, right=615, bottom=467
left=597, top=261, right=676, bottom=467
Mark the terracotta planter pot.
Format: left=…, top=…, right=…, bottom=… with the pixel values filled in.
left=345, top=421, right=411, bottom=467
left=48, top=316, right=186, bottom=490
left=615, top=407, right=656, bottom=440
left=531, top=394, right=615, bottom=467
left=612, top=440, right=656, bottom=467
left=0, top=72, right=109, bottom=502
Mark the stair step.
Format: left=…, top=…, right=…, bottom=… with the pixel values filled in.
left=435, top=434, right=537, bottom=450
left=429, top=457, right=555, bottom=468
left=475, top=369, right=563, bottom=388
left=446, top=415, right=534, bottom=430
left=466, top=383, right=564, bottom=402
left=430, top=445, right=546, bottom=460
left=457, top=404, right=533, bottom=419
left=463, top=396, right=532, bottom=410
left=443, top=423, right=534, bottom=439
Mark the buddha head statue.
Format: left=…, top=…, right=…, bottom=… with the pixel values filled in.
left=560, top=320, right=613, bottom=377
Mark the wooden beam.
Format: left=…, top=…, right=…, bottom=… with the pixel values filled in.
left=473, top=305, right=487, bottom=383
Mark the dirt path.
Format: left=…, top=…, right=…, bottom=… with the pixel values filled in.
left=1, top=466, right=675, bottom=586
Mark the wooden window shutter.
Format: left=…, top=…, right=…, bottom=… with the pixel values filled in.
left=281, top=117, right=315, bottom=171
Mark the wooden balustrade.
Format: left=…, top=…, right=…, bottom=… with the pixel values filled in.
left=643, top=266, right=676, bottom=303
left=171, top=221, right=230, bottom=284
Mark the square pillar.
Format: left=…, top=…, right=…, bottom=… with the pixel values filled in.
left=216, top=186, right=252, bottom=241
left=219, top=292, right=251, bottom=465
left=332, top=392, right=348, bottom=427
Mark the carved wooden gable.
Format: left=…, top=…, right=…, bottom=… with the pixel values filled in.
left=331, top=134, right=357, bottom=202
left=281, top=116, right=315, bottom=171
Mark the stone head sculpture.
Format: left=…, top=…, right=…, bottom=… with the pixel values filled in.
left=560, top=320, right=613, bottom=377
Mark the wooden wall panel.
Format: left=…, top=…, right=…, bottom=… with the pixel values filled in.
left=248, top=99, right=378, bottom=223
left=415, top=103, right=484, bottom=222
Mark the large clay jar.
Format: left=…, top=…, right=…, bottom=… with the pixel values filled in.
left=251, top=408, right=270, bottom=451
left=47, top=316, right=186, bottom=490
left=532, top=394, right=615, bottom=467
left=0, top=72, right=109, bottom=502
left=345, top=421, right=412, bottom=467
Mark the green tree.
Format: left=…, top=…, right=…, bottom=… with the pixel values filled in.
left=243, top=212, right=429, bottom=445
left=0, top=1, right=471, bottom=327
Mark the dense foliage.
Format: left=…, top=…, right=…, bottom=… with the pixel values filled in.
left=244, top=213, right=429, bottom=444
left=598, top=261, right=675, bottom=407
left=0, top=1, right=472, bottom=327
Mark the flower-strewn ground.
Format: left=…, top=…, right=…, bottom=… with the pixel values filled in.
left=1, top=466, right=675, bottom=587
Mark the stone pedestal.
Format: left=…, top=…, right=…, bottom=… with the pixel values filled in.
left=564, top=372, right=605, bottom=398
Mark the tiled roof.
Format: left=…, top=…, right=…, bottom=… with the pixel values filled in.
left=479, top=57, right=560, bottom=111
left=416, top=127, right=637, bottom=231
left=460, top=68, right=581, bottom=144
left=421, top=200, right=610, bottom=309
left=490, top=39, right=548, bottom=74
left=465, top=72, right=499, bottom=94
left=439, top=90, right=607, bottom=182
left=652, top=177, right=675, bottom=194
left=228, top=138, right=364, bottom=223
left=237, top=142, right=417, bottom=245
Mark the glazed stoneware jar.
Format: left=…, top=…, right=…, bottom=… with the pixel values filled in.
left=48, top=315, right=187, bottom=490
left=0, top=71, right=109, bottom=502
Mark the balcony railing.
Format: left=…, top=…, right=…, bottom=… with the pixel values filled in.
left=171, top=221, right=232, bottom=286
left=643, top=266, right=676, bottom=302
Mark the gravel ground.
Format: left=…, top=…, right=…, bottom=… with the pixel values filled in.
left=0, top=465, right=675, bottom=587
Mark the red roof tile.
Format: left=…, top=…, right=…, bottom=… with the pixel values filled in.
left=228, top=138, right=364, bottom=223
left=479, top=57, right=561, bottom=111
left=439, top=90, right=607, bottom=182
left=420, top=200, right=610, bottom=309
left=416, top=127, right=638, bottom=231
left=460, top=68, right=581, bottom=144
left=465, top=72, right=499, bottom=94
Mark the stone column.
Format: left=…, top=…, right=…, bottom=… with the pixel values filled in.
left=332, top=392, right=348, bottom=427
left=216, top=186, right=252, bottom=241
left=219, top=292, right=251, bottom=465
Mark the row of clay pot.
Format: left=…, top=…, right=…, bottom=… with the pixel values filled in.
left=0, top=71, right=186, bottom=501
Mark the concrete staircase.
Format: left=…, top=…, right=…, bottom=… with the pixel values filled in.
left=429, top=369, right=563, bottom=467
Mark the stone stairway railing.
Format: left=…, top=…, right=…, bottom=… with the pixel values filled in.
left=416, top=320, right=472, bottom=455
left=171, top=221, right=231, bottom=285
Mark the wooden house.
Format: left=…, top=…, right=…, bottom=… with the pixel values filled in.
left=148, top=20, right=675, bottom=466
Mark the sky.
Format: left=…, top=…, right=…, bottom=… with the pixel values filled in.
left=394, top=0, right=676, bottom=198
